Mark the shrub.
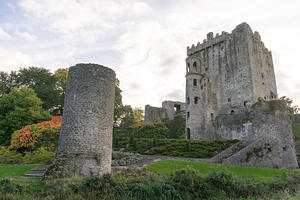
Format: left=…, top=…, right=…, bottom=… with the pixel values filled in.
left=113, top=137, right=239, bottom=158
left=112, top=151, right=143, bottom=166
left=0, top=147, right=55, bottom=164
left=132, top=122, right=168, bottom=139
left=0, top=168, right=300, bottom=199
left=10, top=116, right=62, bottom=151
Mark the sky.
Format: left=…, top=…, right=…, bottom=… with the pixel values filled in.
left=0, top=0, right=299, bottom=109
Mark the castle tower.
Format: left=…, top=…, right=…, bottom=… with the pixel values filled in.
left=185, top=57, right=203, bottom=139
left=186, top=23, right=277, bottom=140
left=43, top=64, right=116, bottom=179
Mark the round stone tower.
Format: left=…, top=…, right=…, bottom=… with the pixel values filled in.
left=185, top=58, right=202, bottom=140
left=43, top=63, right=116, bottom=179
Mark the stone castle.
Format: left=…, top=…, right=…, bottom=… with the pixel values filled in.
left=186, top=22, right=277, bottom=140
left=144, top=22, right=298, bottom=168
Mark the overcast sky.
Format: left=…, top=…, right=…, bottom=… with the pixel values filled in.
left=0, top=0, right=299, bottom=109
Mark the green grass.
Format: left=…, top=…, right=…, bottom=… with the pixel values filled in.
left=146, top=160, right=300, bottom=182
left=293, top=122, right=300, bottom=141
left=0, top=164, right=39, bottom=178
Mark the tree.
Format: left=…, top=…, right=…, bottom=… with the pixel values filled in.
left=0, top=71, right=17, bottom=97
left=0, top=87, right=51, bottom=146
left=133, top=108, right=144, bottom=123
left=165, top=116, right=186, bottom=139
left=280, top=96, right=300, bottom=114
left=16, top=67, right=59, bottom=111
left=114, top=79, right=123, bottom=126
left=53, top=68, right=69, bottom=115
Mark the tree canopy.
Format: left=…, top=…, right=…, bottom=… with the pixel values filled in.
left=0, top=87, right=51, bottom=146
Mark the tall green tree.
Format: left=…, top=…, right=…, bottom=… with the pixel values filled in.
left=53, top=68, right=69, bottom=115
left=16, top=67, right=59, bottom=111
left=0, top=87, right=51, bottom=146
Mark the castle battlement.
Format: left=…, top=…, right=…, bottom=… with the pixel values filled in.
left=187, top=23, right=272, bottom=56
left=187, top=31, right=229, bottom=56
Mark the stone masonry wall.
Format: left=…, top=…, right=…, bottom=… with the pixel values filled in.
left=43, top=64, right=116, bottom=179
left=144, top=105, right=167, bottom=122
left=185, top=22, right=278, bottom=140
left=216, top=100, right=298, bottom=169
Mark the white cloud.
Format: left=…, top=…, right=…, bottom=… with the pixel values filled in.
left=16, top=31, right=37, bottom=41
left=0, top=48, right=32, bottom=71
left=2, top=0, right=299, bottom=108
left=0, top=27, right=12, bottom=40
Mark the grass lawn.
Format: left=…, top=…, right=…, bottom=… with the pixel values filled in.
left=0, top=164, right=39, bottom=178
left=146, top=160, right=300, bottom=182
left=293, top=122, right=300, bottom=141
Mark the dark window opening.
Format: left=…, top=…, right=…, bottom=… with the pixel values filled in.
left=187, top=128, right=191, bottom=140
left=201, top=86, right=203, bottom=90
left=231, top=110, right=235, bottom=114
left=262, top=82, right=265, bottom=85
left=187, top=97, right=190, bottom=105
left=228, top=98, right=231, bottom=102
left=244, top=101, right=248, bottom=107
left=211, top=113, right=214, bottom=122
left=194, top=97, right=199, bottom=104
left=193, top=79, right=197, bottom=86
left=261, top=73, right=264, bottom=78
left=193, top=62, right=197, bottom=71
left=264, top=96, right=266, bottom=100
left=187, top=112, right=190, bottom=118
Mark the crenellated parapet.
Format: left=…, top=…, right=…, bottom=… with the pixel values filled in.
left=252, top=31, right=271, bottom=54
left=187, top=31, right=230, bottom=56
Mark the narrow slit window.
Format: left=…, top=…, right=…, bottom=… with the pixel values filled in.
left=193, top=79, right=197, bottom=86
left=194, top=97, right=199, bottom=104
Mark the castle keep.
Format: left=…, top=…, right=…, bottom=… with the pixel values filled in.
left=186, top=23, right=277, bottom=140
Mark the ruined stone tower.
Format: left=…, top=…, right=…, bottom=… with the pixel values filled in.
left=43, top=63, right=115, bottom=179
left=186, top=23, right=277, bottom=140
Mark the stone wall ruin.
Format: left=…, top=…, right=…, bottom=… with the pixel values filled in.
left=43, top=63, right=116, bottom=179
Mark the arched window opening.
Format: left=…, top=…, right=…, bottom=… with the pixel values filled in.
left=187, top=63, right=190, bottom=73
left=187, top=128, right=191, bottom=140
left=193, top=62, right=197, bottom=71
left=187, top=112, right=190, bottom=118
left=231, top=110, right=235, bottom=114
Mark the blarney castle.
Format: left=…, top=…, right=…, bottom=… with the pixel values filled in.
left=145, top=23, right=299, bottom=168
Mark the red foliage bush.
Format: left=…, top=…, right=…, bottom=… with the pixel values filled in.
left=9, top=116, right=62, bottom=151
